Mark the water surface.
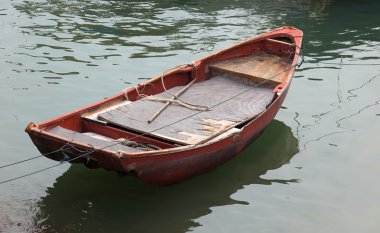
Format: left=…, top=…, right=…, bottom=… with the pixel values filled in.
left=0, top=0, right=379, bottom=232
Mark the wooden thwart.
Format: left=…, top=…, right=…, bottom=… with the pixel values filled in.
left=208, top=53, right=290, bottom=87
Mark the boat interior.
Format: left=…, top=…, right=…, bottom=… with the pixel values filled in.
left=43, top=38, right=296, bottom=153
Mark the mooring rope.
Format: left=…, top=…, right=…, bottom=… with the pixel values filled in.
left=0, top=142, right=73, bottom=169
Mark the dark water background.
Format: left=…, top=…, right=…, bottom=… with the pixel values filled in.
left=0, top=0, right=379, bottom=232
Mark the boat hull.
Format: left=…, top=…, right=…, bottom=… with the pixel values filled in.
left=27, top=83, right=289, bottom=185
left=26, top=26, right=302, bottom=185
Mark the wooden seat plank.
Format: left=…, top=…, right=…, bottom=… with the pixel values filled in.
left=48, top=126, right=144, bottom=153
left=208, top=53, right=290, bottom=87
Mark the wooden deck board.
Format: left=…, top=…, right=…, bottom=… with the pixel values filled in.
left=98, top=75, right=275, bottom=145
left=208, top=53, right=290, bottom=87
left=48, top=126, right=143, bottom=153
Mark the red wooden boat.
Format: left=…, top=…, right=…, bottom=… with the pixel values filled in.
left=26, top=27, right=303, bottom=185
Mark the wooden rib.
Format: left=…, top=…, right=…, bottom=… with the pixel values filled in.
left=148, top=78, right=197, bottom=124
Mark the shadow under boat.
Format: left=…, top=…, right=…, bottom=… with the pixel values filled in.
left=33, top=120, right=299, bottom=233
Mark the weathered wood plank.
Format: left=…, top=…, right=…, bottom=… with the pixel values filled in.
left=208, top=53, right=290, bottom=87
left=48, top=126, right=143, bottom=153
left=98, top=75, right=275, bottom=145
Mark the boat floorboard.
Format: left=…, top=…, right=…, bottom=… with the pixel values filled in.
left=98, top=75, right=275, bottom=145
left=48, top=126, right=144, bottom=153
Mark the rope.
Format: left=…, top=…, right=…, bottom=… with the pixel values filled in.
left=156, top=83, right=199, bottom=109
left=160, top=64, right=192, bottom=96
left=312, top=61, right=380, bottom=66
left=0, top=155, right=44, bottom=169
left=0, top=142, right=73, bottom=169
left=161, top=74, right=168, bottom=92
left=116, top=138, right=160, bottom=151
left=143, top=95, right=211, bottom=111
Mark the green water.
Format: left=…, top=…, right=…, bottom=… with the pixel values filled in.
left=0, top=0, right=379, bottom=232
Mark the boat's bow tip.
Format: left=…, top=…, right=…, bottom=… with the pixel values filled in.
left=275, top=26, right=303, bottom=46
left=271, top=26, right=303, bottom=36
left=25, top=122, right=38, bottom=134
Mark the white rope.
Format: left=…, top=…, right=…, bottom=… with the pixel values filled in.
left=144, top=95, right=211, bottom=111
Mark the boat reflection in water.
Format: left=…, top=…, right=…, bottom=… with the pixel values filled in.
left=33, top=120, right=298, bottom=233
